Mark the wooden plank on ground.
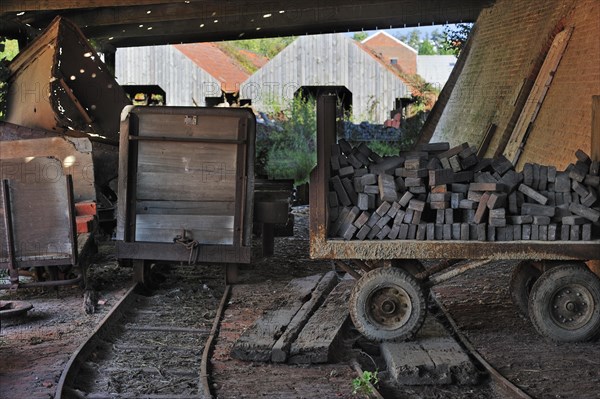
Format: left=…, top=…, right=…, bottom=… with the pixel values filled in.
left=231, top=274, right=323, bottom=362
left=271, top=272, right=339, bottom=363
left=288, top=279, right=353, bottom=364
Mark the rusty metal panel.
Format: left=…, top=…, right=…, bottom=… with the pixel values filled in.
left=0, top=137, right=96, bottom=202
left=116, top=106, right=255, bottom=264
left=0, top=169, right=76, bottom=266
left=6, top=17, right=130, bottom=140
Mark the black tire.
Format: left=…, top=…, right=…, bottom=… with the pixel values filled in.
left=528, top=264, right=600, bottom=342
left=391, top=259, right=426, bottom=277
left=349, top=267, right=427, bottom=341
left=509, top=261, right=542, bottom=316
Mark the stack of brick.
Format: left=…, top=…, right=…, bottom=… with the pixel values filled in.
left=328, top=140, right=599, bottom=241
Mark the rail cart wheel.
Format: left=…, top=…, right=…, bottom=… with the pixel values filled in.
left=509, top=261, right=542, bottom=316
left=133, top=260, right=157, bottom=290
left=350, top=267, right=427, bottom=341
left=391, top=259, right=426, bottom=277
left=528, top=264, right=600, bottom=342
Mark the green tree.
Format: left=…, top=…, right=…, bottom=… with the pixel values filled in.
left=418, top=37, right=436, bottom=55
left=442, top=23, right=473, bottom=56
left=396, top=29, right=421, bottom=51
left=228, top=36, right=295, bottom=59
left=352, top=32, right=368, bottom=41
left=0, top=38, right=19, bottom=120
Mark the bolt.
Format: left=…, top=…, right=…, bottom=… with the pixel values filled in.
left=566, top=290, right=571, bottom=294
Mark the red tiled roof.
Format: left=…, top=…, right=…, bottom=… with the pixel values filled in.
left=173, top=42, right=252, bottom=93
left=360, top=31, right=418, bottom=76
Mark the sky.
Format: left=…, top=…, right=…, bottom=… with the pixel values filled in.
left=346, top=24, right=463, bottom=40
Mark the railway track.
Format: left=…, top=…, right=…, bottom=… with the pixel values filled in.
left=56, top=263, right=530, bottom=399
left=56, top=264, right=227, bottom=399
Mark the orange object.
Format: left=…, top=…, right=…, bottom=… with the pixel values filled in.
left=75, top=201, right=97, bottom=216
left=76, top=215, right=95, bottom=233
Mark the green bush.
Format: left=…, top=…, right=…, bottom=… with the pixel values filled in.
left=262, top=96, right=317, bottom=185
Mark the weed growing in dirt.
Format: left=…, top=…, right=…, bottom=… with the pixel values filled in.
left=352, top=370, right=379, bottom=397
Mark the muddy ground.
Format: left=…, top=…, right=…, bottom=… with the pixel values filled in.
left=1, top=207, right=600, bottom=398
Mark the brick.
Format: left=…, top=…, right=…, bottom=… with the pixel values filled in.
left=539, top=166, right=548, bottom=191
left=437, top=143, right=469, bottom=160
left=356, top=225, right=371, bottom=240
left=522, top=225, right=532, bottom=240
left=370, top=156, right=404, bottom=175
left=367, top=225, right=381, bottom=239
left=355, top=168, right=368, bottom=178
left=416, top=223, right=427, bottom=240
left=548, top=224, right=557, bottom=241
left=341, top=224, right=358, bottom=240
left=521, top=203, right=555, bottom=217
left=451, top=223, right=461, bottom=240
left=412, top=211, right=423, bottom=225
left=376, top=215, right=392, bottom=229
left=513, top=225, right=522, bottom=241
left=429, top=169, right=455, bottom=186
left=591, top=161, right=600, bottom=176
left=518, top=184, right=548, bottom=205
left=477, top=224, right=487, bottom=241
left=570, top=225, right=581, bottom=241
left=449, top=155, right=462, bottom=172
left=442, top=224, right=452, bottom=240
left=575, top=149, right=592, bottom=165
left=508, top=215, right=533, bottom=224
left=387, top=202, right=402, bottom=218
left=431, top=185, right=448, bottom=193
left=429, top=192, right=452, bottom=202
left=531, top=225, right=539, bottom=240
left=398, top=224, right=410, bottom=240
left=487, top=225, right=496, bottom=241
left=460, top=223, right=470, bottom=240
left=568, top=203, right=600, bottom=223
left=405, top=177, right=425, bottom=187
left=403, top=224, right=415, bottom=240
left=445, top=208, right=455, bottom=224
left=547, top=166, right=557, bottom=183
left=451, top=184, right=470, bottom=193
left=409, top=186, right=427, bottom=195
left=572, top=181, right=590, bottom=197
left=436, top=209, right=445, bottom=224
left=363, top=185, right=379, bottom=195
left=560, top=225, right=570, bottom=241
left=554, top=172, right=571, bottom=193
left=430, top=201, right=450, bottom=210
left=539, top=225, right=548, bottom=241
left=460, top=154, right=479, bottom=170
left=357, top=143, right=373, bottom=157
left=361, top=174, right=377, bottom=186
left=581, top=189, right=598, bottom=208
left=403, top=209, right=415, bottom=224
left=408, top=199, right=426, bottom=212
left=491, top=155, right=513, bottom=175
left=584, top=175, right=600, bottom=187
left=366, top=212, right=381, bottom=228
left=357, top=193, right=370, bottom=210
left=405, top=158, right=427, bottom=170
left=568, top=162, right=588, bottom=183
left=378, top=174, right=398, bottom=202
left=338, top=165, right=354, bottom=177
left=499, top=170, right=523, bottom=192
left=342, top=178, right=358, bottom=205
left=532, top=164, right=540, bottom=190
left=469, top=182, right=507, bottom=192
left=487, top=193, right=507, bottom=209
left=523, top=163, right=533, bottom=186
left=419, top=142, right=450, bottom=152
left=330, top=176, right=351, bottom=206
left=375, top=201, right=392, bottom=216
left=395, top=177, right=406, bottom=192
left=435, top=225, right=443, bottom=240
left=338, top=139, right=352, bottom=155
left=330, top=156, right=341, bottom=171
left=376, top=225, right=391, bottom=240
left=453, top=171, right=475, bottom=183
left=467, top=190, right=483, bottom=202
left=354, top=211, right=371, bottom=228
left=459, top=199, right=478, bottom=210
left=451, top=193, right=464, bottom=209
left=532, top=215, right=551, bottom=225
left=330, top=207, right=350, bottom=236
left=582, top=224, right=592, bottom=241
left=474, top=192, right=491, bottom=224
left=399, top=191, right=414, bottom=207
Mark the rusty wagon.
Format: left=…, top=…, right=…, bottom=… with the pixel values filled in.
left=309, top=95, right=600, bottom=343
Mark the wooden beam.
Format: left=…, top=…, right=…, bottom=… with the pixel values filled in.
left=0, top=0, right=178, bottom=13
left=593, top=96, right=600, bottom=162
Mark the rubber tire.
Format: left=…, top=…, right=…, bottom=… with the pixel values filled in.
left=509, top=261, right=542, bottom=317
left=528, top=264, right=600, bottom=342
left=391, top=259, right=426, bottom=277
left=349, top=267, right=427, bottom=341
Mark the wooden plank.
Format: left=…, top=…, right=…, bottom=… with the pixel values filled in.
left=231, top=274, right=323, bottom=362
left=271, top=272, right=339, bottom=363
left=593, top=96, right=600, bottom=162
left=134, top=214, right=234, bottom=244
left=136, top=141, right=237, bottom=201
left=289, top=280, right=353, bottom=364
left=504, top=28, right=573, bottom=164
left=138, top=113, right=241, bottom=140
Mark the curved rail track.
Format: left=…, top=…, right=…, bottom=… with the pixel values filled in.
left=56, top=264, right=530, bottom=399
left=56, top=264, right=227, bottom=399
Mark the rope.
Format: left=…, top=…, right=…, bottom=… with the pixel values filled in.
left=173, top=230, right=200, bottom=265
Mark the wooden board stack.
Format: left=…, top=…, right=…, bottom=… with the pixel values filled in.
left=328, top=140, right=600, bottom=241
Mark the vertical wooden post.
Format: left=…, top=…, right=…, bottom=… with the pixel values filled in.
left=592, top=96, right=600, bottom=161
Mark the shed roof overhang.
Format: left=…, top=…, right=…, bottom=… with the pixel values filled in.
left=0, top=0, right=493, bottom=49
